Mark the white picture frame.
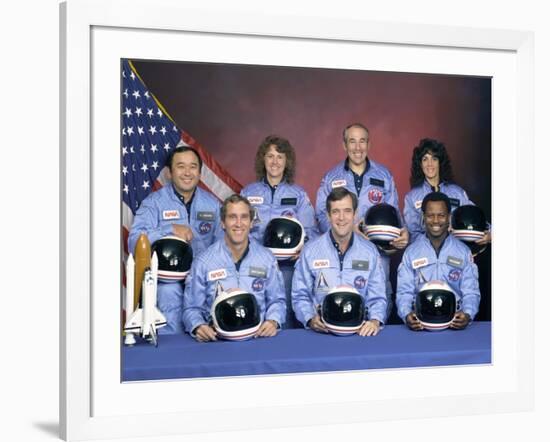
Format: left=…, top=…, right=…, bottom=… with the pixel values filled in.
left=60, top=0, right=534, bottom=440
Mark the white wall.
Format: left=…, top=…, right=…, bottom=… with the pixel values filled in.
left=2, top=1, right=547, bottom=441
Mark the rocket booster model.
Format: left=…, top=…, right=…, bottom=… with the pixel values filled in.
left=133, top=233, right=151, bottom=310
left=124, top=252, right=167, bottom=346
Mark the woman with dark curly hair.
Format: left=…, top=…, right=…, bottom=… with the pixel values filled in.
left=240, top=134, right=318, bottom=245
left=241, top=135, right=318, bottom=329
left=403, top=138, right=491, bottom=244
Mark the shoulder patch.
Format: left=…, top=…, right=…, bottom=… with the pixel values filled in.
left=414, top=200, right=422, bottom=210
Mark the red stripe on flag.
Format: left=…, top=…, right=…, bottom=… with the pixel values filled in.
left=180, top=131, right=243, bottom=193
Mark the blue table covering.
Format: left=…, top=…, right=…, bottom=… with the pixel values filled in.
left=122, top=322, right=491, bottom=381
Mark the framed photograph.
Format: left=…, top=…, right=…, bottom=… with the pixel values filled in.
left=60, top=0, right=534, bottom=440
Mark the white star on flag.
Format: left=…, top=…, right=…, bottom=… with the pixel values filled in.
left=123, top=107, right=132, bottom=118
left=135, top=107, right=143, bottom=117
left=163, top=142, right=171, bottom=151
left=127, top=126, right=134, bottom=136
left=147, top=108, right=154, bottom=118
left=152, top=161, right=159, bottom=170
left=137, top=126, right=144, bottom=135
left=149, top=126, right=157, bottom=135
left=160, top=126, right=167, bottom=136
left=122, top=166, right=128, bottom=175
left=142, top=180, right=150, bottom=190
left=150, top=144, right=158, bottom=153
left=132, top=90, right=140, bottom=99
left=141, top=163, right=148, bottom=172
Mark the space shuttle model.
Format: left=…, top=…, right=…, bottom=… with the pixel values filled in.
left=124, top=234, right=167, bottom=346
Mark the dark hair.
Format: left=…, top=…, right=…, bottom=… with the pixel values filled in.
left=254, top=135, right=296, bottom=184
left=409, top=138, right=454, bottom=188
left=166, top=146, right=203, bottom=172
left=421, top=191, right=451, bottom=214
left=220, top=194, right=255, bottom=222
left=326, top=187, right=358, bottom=214
left=342, top=123, right=369, bottom=143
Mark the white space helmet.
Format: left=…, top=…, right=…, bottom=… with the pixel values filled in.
left=321, top=286, right=365, bottom=336
left=415, top=280, right=457, bottom=331
left=211, top=288, right=261, bottom=341
left=263, top=216, right=305, bottom=261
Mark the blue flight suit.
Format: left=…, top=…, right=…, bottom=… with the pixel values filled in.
left=241, top=180, right=319, bottom=328
left=182, top=238, right=287, bottom=335
left=128, top=184, right=223, bottom=334
left=315, top=159, right=400, bottom=234
left=315, top=159, right=402, bottom=309
left=291, top=231, right=388, bottom=328
left=403, top=181, right=474, bottom=243
left=396, top=234, right=481, bottom=323
left=241, top=180, right=319, bottom=243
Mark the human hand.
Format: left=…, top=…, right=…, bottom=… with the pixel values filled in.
left=307, top=315, right=329, bottom=333
left=193, top=324, right=218, bottom=342
left=406, top=312, right=424, bottom=331
left=450, top=311, right=471, bottom=330
left=390, top=228, right=409, bottom=250
left=358, top=319, right=380, bottom=336
left=475, top=230, right=491, bottom=245
left=172, top=224, right=194, bottom=242
left=255, top=320, right=278, bottom=338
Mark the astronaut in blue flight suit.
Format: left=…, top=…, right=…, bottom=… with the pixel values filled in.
left=128, top=146, right=223, bottom=334
left=241, top=135, right=318, bottom=329
left=396, top=191, right=481, bottom=330
left=314, top=123, right=409, bottom=317
left=240, top=135, right=318, bottom=244
left=292, top=187, right=387, bottom=336
left=403, top=138, right=491, bottom=245
left=182, top=194, right=286, bottom=342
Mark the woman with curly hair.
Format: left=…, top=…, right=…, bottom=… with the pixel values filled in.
left=240, top=134, right=318, bottom=245
left=403, top=138, right=491, bottom=244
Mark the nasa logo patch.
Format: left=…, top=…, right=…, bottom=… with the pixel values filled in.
left=251, top=278, right=265, bottom=292
left=448, top=269, right=462, bottom=281
left=198, top=222, right=212, bottom=234
left=367, top=188, right=383, bottom=204
left=354, top=275, right=366, bottom=290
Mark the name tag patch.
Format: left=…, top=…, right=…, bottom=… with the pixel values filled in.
left=313, top=259, right=330, bottom=269
left=352, top=260, right=369, bottom=271
left=446, top=256, right=463, bottom=268
left=412, top=257, right=429, bottom=269
left=249, top=266, right=267, bottom=278
left=247, top=196, right=264, bottom=205
left=449, top=198, right=460, bottom=208
left=197, top=211, right=215, bottom=221
left=208, top=268, right=227, bottom=281
left=281, top=197, right=297, bottom=206
left=331, top=179, right=346, bottom=188
left=369, top=177, right=385, bottom=187
left=162, top=210, right=180, bottom=220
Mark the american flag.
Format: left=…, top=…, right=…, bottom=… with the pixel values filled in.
left=121, top=59, right=242, bottom=258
